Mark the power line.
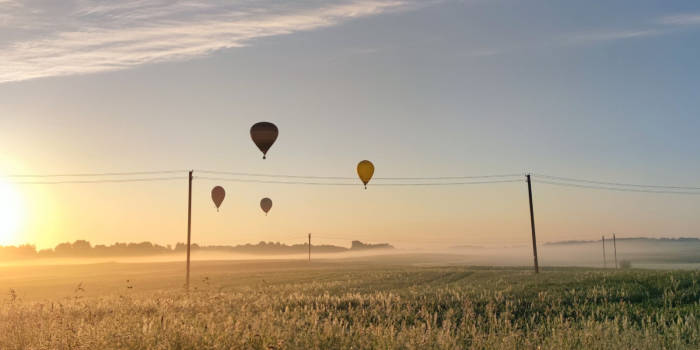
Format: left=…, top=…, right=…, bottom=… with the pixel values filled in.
left=534, top=173, right=700, bottom=191
left=10, top=177, right=185, bottom=185
left=376, top=174, right=523, bottom=180
left=195, top=177, right=356, bottom=186
left=362, top=180, right=521, bottom=186
left=195, top=176, right=521, bottom=186
left=534, top=179, right=700, bottom=195
left=195, top=169, right=522, bottom=181
left=3, top=168, right=700, bottom=193
left=195, top=170, right=354, bottom=180
left=4, top=168, right=521, bottom=182
left=3, top=170, right=186, bottom=178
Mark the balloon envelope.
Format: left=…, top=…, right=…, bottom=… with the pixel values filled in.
left=260, top=197, right=273, bottom=215
left=357, top=160, right=374, bottom=189
left=211, top=186, right=225, bottom=211
left=250, top=122, right=278, bottom=159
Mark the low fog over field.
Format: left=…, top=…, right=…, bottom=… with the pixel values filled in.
left=1, top=237, right=697, bottom=270
left=443, top=237, right=700, bottom=269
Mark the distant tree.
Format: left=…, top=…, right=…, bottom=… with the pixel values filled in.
left=54, top=242, right=73, bottom=256
left=351, top=241, right=393, bottom=250
left=0, top=244, right=37, bottom=260
left=72, top=240, right=91, bottom=250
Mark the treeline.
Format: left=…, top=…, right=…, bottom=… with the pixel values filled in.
left=545, top=237, right=700, bottom=245
left=0, top=240, right=393, bottom=261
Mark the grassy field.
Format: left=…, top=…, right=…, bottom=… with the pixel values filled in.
left=0, top=257, right=698, bottom=349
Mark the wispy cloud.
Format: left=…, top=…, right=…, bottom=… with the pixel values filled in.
left=558, top=12, right=700, bottom=47
left=565, top=29, right=663, bottom=44
left=0, top=0, right=415, bottom=83
left=459, top=12, right=700, bottom=60
left=657, top=13, right=700, bottom=26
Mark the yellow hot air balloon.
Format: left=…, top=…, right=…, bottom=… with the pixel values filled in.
left=356, top=160, right=374, bottom=189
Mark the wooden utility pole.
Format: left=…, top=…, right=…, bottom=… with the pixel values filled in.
left=308, top=233, right=311, bottom=262
left=526, top=174, right=539, bottom=274
left=613, top=234, right=618, bottom=269
left=602, top=235, right=606, bottom=268
left=186, top=170, right=193, bottom=289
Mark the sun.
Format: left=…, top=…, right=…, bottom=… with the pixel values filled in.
left=0, top=179, right=24, bottom=246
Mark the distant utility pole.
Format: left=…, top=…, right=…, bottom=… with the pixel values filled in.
left=186, top=170, right=193, bottom=289
left=613, top=234, right=618, bottom=269
left=602, top=235, right=607, bottom=268
left=526, top=174, right=539, bottom=274
left=308, top=233, right=311, bottom=262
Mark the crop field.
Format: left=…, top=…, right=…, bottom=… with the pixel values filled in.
left=0, top=257, right=698, bottom=349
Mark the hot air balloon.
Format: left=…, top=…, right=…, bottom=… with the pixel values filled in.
left=250, top=122, right=278, bottom=159
left=211, top=186, right=225, bottom=211
left=260, top=197, right=273, bottom=215
left=357, top=160, right=374, bottom=189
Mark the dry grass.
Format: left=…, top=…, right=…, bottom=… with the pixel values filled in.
left=0, top=264, right=698, bottom=349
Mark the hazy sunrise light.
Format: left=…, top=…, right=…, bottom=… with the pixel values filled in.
left=0, top=1, right=699, bottom=349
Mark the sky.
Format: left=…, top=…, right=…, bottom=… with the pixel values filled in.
left=1, top=0, right=699, bottom=250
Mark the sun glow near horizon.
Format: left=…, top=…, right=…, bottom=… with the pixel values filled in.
left=0, top=178, right=24, bottom=246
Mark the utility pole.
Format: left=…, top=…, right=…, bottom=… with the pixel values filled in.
left=526, top=174, right=539, bottom=274
left=186, top=170, right=193, bottom=289
left=308, top=233, right=311, bottom=262
left=602, top=235, right=606, bottom=268
left=613, top=233, right=618, bottom=269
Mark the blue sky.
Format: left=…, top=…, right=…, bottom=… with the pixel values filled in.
left=0, top=0, right=699, bottom=248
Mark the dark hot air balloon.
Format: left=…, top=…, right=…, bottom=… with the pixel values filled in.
left=260, top=197, right=273, bottom=215
left=250, top=122, right=278, bottom=159
left=357, top=160, right=374, bottom=189
left=211, top=186, right=225, bottom=211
